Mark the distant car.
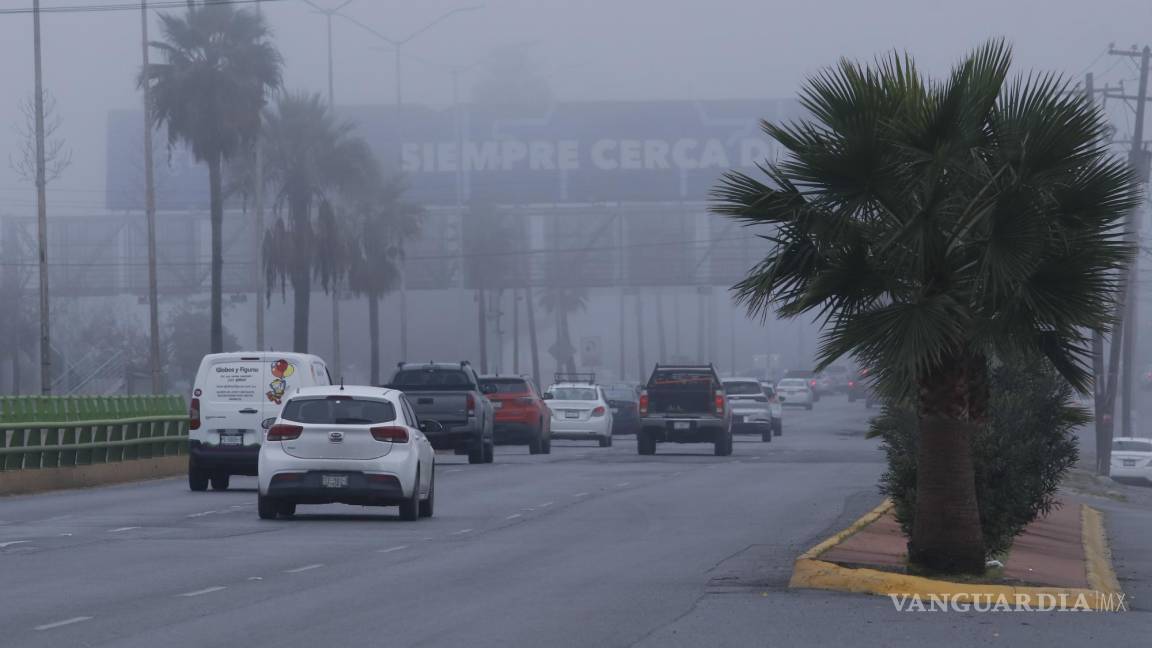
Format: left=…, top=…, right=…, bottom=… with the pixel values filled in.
left=1142, top=366, right=1152, bottom=390
left=385, top=361, right=495, bottom=464
left=760, top=383, right=784, bottom=436
left=1110, top=437, right=1152, bottom=485
left=602, top=383, right=642, bottom=435
left=776, top=378, right=815, bottom=410
left=848, top=368, right=871, bottom=402
left=784, top=370, right=822, bottom=402
left=257, top=386, right=438, bottom=521
left=824, top=365, right=850, bottom=393
left=479, top=375, right=552, bottom=455
left=545, top=380, right=614, bottom=447
left=722, top=378, right=774, bottom=442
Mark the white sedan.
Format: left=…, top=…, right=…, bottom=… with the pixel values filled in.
left=258, top=386, right=437, bottom=521
left=544, top=384, right=614, bottom=447
left=1110, top=437, right=1152, bottom=485
left=775, top=378, right=815, bottom=410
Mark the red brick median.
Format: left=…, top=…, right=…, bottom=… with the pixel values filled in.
left=818, top=500, right=1088, bottom=588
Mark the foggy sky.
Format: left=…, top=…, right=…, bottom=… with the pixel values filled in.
left=0, top=0, right=1150, bottom=215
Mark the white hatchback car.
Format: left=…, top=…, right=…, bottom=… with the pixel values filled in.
left=258, top=386, right=437, bottom=521
left=544, top=383, right=614, bottom=447
left=1110, top=437, right=1152, bottom=485
left=775, top=378, right=815, bottom=410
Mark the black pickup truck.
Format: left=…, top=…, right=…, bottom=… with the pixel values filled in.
left=636, top=364, right=733, bottom=456
left=385, top=361, right=496, bottom=464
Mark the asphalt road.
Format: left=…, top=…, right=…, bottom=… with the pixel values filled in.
left=1, top=397, right=1148, bottom=647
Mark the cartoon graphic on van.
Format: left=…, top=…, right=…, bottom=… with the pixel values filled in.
left=266, top=359, right=296, bottom=405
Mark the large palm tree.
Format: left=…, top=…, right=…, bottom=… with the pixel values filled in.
left=713, top=40, right=1136, bottom=574
left=141, top=2, right=281, bottom=353
left=347, top=177, right=423, bottom=384
left=539, top=287, right=587, bottom=376
left=261, top=93, right=376, bottom=352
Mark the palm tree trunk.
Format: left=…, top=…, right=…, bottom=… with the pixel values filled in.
left=207, top=155, right=224, bottom=353
left=635, top=292, right=646, bottom=379
left=292, top=272, right=310, bottom=353
left=512, top=288, right=520, bottom=374
left=368, top=294, right=380, bottom=385
left=526, top=284, right=541, bottom=388
left=655, top=289, right=667, bottom=362
left=908, top=356, right=986, bottom=575
left=559, top=310, right=575, bottom=374
left=477, top=288, right=488, bottom=373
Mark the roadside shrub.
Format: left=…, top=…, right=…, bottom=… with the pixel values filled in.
left=871, top=358, right=1084, bottom=557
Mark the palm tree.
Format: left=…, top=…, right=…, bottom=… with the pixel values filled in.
left=713, top=40, right=1136, bottom=574
left=141, top=1, right=281, bottom=353
left=261, top=93, right=377, bottom=352
left=539, top=287, right=587, bottom=376
left=348, top=177, right=423, bottom=384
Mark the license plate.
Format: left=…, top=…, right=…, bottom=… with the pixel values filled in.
left=321, top=475, right=349, bottom=488
left=674, top=422, right=690, bottom=430
left=1124, top=460, right=1136, bottom=467
left=220, top=434, right=243, bottom=446
left=611, top=407, right=620, bottom=414
left=565, top=411, right=580, bottom=419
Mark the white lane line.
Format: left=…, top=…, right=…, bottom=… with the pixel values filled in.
left=58, top=533, right=73, bottom=537
left=247, top=576, right=263, bottom=581
left=450, top=529, right=473, bottom=536
left=0, top=541, right=29, bottom=548
left=377, top=545, right=409, bottom=554
left=109, top=526, right=140, bottom=533
left=34, top=616, right=93, bottom=631
left=505, top=513, right=522, bottom=520
left=538, top=502, right=554, bottom=508
left=615, top=482, right=631, bottom=487
left=179, top=586, right=227, bottom=597
left=284, top=564, right=324, bottom=574
left=573, top=492, right=589, bottom=497
left=445, top=469, right=463, bottom=474
left=186, top=510, right=217, bottom=518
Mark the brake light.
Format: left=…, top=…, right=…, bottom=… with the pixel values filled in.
left=809, top=380, right=817, bottom=387
left=639, top=391, right=649, bottom=416
left=266, top=424, right=303, bottom=441
left=370, top=426, right=409, bottom=443
left=848, top=380, right=856, bottom=388
left=715, top=390, right=725, bottom=415
left=189, top=397, right=201, bottom=430
left=466, top=393, right=476, bottom=417
left=591, top=406, right=606, bottom=417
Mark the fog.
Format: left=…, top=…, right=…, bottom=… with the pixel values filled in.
left=3, top=0, right=1152, bottom=392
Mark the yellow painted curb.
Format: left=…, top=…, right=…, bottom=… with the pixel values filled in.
left=788, top=500, right=1126, bottom=611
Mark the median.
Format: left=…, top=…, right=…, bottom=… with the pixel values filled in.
left=789, top=498, right=1126, bottom=611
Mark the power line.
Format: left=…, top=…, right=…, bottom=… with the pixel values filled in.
left=0, top=0, right=285, bottom=15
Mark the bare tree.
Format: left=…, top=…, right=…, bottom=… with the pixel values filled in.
left=10, top=91, right=71, bottom=184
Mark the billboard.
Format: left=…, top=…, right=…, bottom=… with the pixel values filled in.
left=106, top=99, right=801, bottom=210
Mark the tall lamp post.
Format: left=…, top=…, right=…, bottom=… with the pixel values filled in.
left=333, top=5, right=484, bottom=361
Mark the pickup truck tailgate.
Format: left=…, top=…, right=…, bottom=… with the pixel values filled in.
left=405, top=391, right=468, bottom=424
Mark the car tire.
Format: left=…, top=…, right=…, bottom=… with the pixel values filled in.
left=528, top=428, right=543, bottom=455
left=715, top=431, right=733, bottom=456
left=188, top=461, right=209, bottom=492
left=599, top=435, right=612, bottom=448
left=761, top=425, right=772, bottom=443
left=419, top=469, right=435, bottom=519
left=542, top=430, right=552, bottom=454
left=467, top=441, right=485, bottom=464
left=210, top=473, right=230, bottom=491
left=399, top=470, right=420, bottom=522
left=773, top=419, right=783, bottom=437
left=805, top=403, right=813, bottom=411
left=637, top=430, right=656, bottom=455
left=278, top=501, right=296, bottom=517
left=257, top=494, right=280, bottom=520
left=483, top=438, right=495, bottom=463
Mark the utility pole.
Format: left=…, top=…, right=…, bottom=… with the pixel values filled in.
left=141, top=0, right=162, bottom=393
left=32, top=0, right=51, bottom=395
left=254, top=0, right=266, bottom=351
left=1107, top=45, right=1152, bottom=439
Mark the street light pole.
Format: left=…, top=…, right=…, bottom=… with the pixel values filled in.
left=141, top=0, right=162, bottom=393
left=32, top=0, right=51, bottom=395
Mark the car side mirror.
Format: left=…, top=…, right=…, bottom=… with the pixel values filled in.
left=420, top=420, right=444, bottom=434
left=542, top=393, right=553, bottom=400
left=261, top=417, right=276, bottom=430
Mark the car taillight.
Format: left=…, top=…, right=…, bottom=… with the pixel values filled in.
left=266, top=424, right=303, bottom=441
left=714, top=391, right=725, bottom=415
left=639, top=391, right=649, bottom=416
left=189, top=397, right=201, bottom=431
left=466, top=393, right=476, bottom=417
left=591, top=406, right=606, bottom=417
left=370, top=426, right=409, bottom=443
left=848, top=380, right=856, bottom=388
left=809, top=380, right=817, bottom=387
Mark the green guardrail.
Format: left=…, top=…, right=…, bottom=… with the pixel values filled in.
left=0, top=395, right=189, bottom=471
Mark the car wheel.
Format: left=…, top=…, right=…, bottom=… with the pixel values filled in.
left=528, top=428, right=543, bottom=455
left=257, top=494, right=280, bottom=520
left=278, top=501, right=296, bottom=517
left=542, top=431, right=552, bottom=454
left=773, top=419, right=783, bottom=437
left=599, top=435, right=612, bottom=448
left=210, top=473, right=230, bottom=491
left=399, top=470, right=420, bottom=521
left=467, top=441, right=485, bottom=464
left=805, top=403, right=813, bottom=411
left=715, top=431, right=733, bottom=456
left=761, top=425, right=771, bottom=443
left=483, top=438, right=495, bottom=463
left=188, top=461, right=209, bottom=492
left=419, top=469, right=435, bottom=518
left=637, top=430, right=656, bottom=455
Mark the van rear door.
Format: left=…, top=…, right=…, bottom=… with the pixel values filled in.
left=203, top=355, right=266, bottom=445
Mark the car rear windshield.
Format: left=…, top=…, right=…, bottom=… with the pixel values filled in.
left=550, top=387, right=597, bottom=400
left=281, top=396, right=397, bottom=425
left=778, top=379, right=808, bottom=388
left=604, top=387, right=637, bottom=401
left=480, top=378, right=529, bottom=394
left=391, top=369, right=473, bottom=389
left=1112, top=440, right=1152, bottom=452
left=722, top=381, right=762, bottom=395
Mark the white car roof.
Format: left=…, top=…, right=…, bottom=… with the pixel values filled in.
left=202, top=351, right=325, bottom=363
left=290, top=385, right=397, bottom=400
left=723, top=378, right=761, bottom=384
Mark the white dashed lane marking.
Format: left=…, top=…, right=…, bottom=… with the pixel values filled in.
left=378, top=545, right=409, bottom=554
left=574, top=492, right=589, bottom=497
left=0, top=541, right=29, bottom=548
left=186, top=511, right=217, bottom=518
left=109, top=527, right=139, bottom=533
left=449, top=529, right=473, bottom=536
left=285, top=564, right=324, bottom=574
left=179, top=586, right=227, bottom=597
left=34, top=616, right=93, bottom=631
left=505, top=514, right=522, bottom=520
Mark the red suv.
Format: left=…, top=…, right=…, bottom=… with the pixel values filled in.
left=478, top=376, right=552, bottom=454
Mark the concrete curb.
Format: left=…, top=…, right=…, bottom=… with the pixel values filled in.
left=789, top=500, right=1126, bottom=611
left=0, top=455, right=186, bottom=496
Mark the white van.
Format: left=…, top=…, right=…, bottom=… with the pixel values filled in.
left=188, top=352, right=331, bottom=491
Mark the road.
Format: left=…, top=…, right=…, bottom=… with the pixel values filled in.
left=1, top=398, right=1148, bottom=647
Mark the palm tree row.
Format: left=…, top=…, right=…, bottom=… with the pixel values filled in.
left=141, top=2, right=420, bottom=377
